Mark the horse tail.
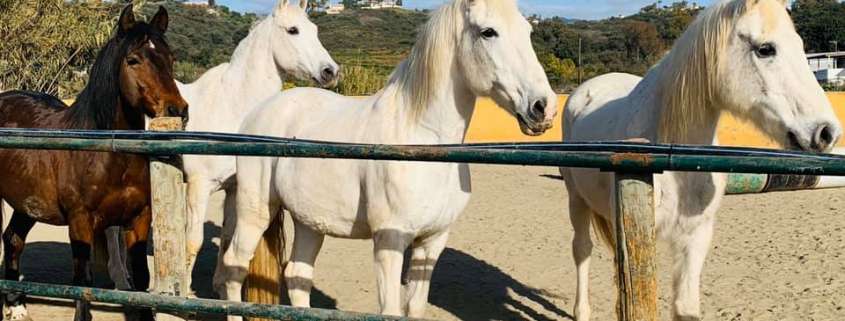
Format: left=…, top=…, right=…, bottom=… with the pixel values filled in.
left=591, top=212, right=616, bottom=252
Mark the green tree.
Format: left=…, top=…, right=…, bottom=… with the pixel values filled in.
left=0, top=0, right=119, bottom=97
left=791, top=0, right=845, bottom=52
left=623, top=20, right=663, bottom=62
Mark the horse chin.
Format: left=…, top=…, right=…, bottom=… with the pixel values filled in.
left=517, top=115, right=546, bottom=137
left=313, top=76, right=338, bottom=89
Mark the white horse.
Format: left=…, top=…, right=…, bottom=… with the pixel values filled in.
left=178, top=0, right=339, bottom=277
left=561, top=0, right=842, bottom=320
left=214, top=0, right=557, bottom=318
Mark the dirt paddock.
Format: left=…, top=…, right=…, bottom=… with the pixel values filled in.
left=9, top=165, right=845, bottom=320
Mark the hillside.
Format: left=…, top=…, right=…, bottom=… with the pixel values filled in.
left=138, top=3, right=260, bottom=82
left=313, top=9, right=427, bottom=71
left=4, top=0, right=844, bottom=97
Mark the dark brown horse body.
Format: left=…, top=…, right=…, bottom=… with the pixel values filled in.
left=0, top=6, right=187, bottom=321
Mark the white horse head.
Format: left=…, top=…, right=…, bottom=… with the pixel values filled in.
left=271, top=0, right=339, bottom=87
left=462, top=0, right=557, bottom=135
left=658, top=0, right=841, bottom=152
left=398, top=0, right=556, bottom=135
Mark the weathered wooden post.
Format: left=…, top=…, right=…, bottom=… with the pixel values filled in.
left=614, top=172, right=658, bottom=321
left=244, top=211, right=285, bottom=321
left=150, top=117, right=189, bottom=321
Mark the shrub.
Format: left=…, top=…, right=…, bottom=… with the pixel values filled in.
left=0, top=0, right=119, bottom=98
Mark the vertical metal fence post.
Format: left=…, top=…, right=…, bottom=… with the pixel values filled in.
left=150, top=118, right=189, bottom=321
left=614, top=172, right=658, bottom=321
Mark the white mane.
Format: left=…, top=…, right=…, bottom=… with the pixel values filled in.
left=385, top=0, right=464, bottom=120
left=650, top=0, right=750, bottom=143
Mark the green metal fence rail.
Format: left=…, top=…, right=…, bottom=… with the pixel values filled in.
left=0, top=129, right=844, bottom=175
left=0, top=280, right=425, bottom=321
left=1, top=128, right=845, bottom=321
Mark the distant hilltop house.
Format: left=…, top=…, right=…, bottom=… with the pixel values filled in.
left=808, top=52, right=845, bottom=86
left=324, top=0, right=402, bottom=14
left=326, top=3, right=346, bottom=14
left=360, top=0, right=402, bottom=10
left=184, top=0, right=215, bottom=6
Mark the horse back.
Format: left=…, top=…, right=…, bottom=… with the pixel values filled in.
left=563, top=73, right=643, bottom=142
left=0, top=90, right=70, bottom=127
left=0, top=91, right=150, bottom=227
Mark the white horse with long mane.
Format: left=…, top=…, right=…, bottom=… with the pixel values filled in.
left=177, top=0, right=339, bottom=278
left=214, top=0, right=557, bottom=317
left=561, top=0, right=841, bottom=320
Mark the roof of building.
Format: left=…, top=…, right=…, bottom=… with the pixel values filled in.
left=807, top=51, right=845, bottom=59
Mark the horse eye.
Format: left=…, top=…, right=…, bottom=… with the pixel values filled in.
left=287, top=27, right=299, bottom=35
left=755, top=43, right=777, bottom=58
left=127, top=56, right=141, bottom=66
left=481, top=28, right=498, bottom=39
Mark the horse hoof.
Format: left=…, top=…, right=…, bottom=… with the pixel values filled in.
left=3, top=305, right=32, bottom=321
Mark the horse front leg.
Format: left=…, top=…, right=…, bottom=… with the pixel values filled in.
left=285, top=220, right=325, bottom=308
left=68, top=215, right=95, bottom=321
left=373, top=229, right=413, bottom=316
left=186, top=176, right=216, bottom=281
left=671, top=214, right=714, bottom=321
left=2, top=211, right=35, bottom=321
left=568, top=195, right=594, bottom=321
left=214, top=196, right=275, bottom=321
left=403, top=231, right=448, bottom=318
left=123, top=206, right=153, bottom=321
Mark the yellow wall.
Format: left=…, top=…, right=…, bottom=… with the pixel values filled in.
left=63, top=94, right=845, bottom=148
left=466, top=93, right=845, bottom=148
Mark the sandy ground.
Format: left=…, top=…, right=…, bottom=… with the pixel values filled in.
left=8, top=165, right=845, bottom=320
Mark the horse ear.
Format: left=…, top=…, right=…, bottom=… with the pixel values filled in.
left=150, top=6, right=169, bottom=33
left=118, top=4, right=136, bottom=35
left=276, top=0, right=290, bottom=13
left=746, top=0, right=787, bottom=8
left=300, top=0, right=308, bottom=10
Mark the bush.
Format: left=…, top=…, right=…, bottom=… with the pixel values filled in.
left=337, top=65, right=387, bottom=96
left=0, top=0, right=119, bottom=98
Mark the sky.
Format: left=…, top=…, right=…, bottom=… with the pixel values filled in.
left=216, top=0, right=717, bottom=20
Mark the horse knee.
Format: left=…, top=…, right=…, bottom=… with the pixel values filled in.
left=572, top=233, right=593, bottom=259
left=3, top=303, right=31, bottom=321
left=213, top=259, right=248, bottom=301
left=574, top=307, right=590, bottom=321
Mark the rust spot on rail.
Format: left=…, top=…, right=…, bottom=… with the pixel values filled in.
left=82, top=288, right=95, bottom=301
left=610, top=153, right=654, bottom=167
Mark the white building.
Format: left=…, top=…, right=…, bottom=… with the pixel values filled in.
left=326, top=3, right=345, bottom=14
left=360, top=0, right=401, bottom=9
left=808, top=52, right=845, bottom=85
left=184, top=0, right=210, bottom=6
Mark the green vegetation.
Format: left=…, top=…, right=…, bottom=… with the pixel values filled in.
left=792, top=0, right=845, bottom=53
left=3, top=0, right=845, bottom=98
left=139, top=2, right=260, bottom=81
left=0, top=1, right=119, bottom=97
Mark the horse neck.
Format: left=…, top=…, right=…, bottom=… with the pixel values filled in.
left=112, top=98, right=145, bottom=130
left=632, top=65, right=721, bottom=146
left=220, top=19, right=284, bottom=119
left=389, top=68, right=477, bottom=145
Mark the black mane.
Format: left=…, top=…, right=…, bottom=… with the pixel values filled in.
left=68, top=22, right=165, bottom=129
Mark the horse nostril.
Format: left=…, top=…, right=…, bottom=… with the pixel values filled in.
left=167, top=106, right=186, bottom=118
left=532, top=99, right=547, bottom=117
left=322, top=66, right=336, bottom=80
left=815, top=123, right=836, bottom=150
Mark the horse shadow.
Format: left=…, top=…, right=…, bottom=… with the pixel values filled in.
left=429, top=248, right=573, bottom=321
left=191, top=221, right=337, bottom=309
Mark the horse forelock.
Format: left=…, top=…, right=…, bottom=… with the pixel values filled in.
left=656, top=0, right=752, bottom=143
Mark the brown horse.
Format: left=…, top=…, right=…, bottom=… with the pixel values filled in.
left=0, top=5, right=187, bottom=321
